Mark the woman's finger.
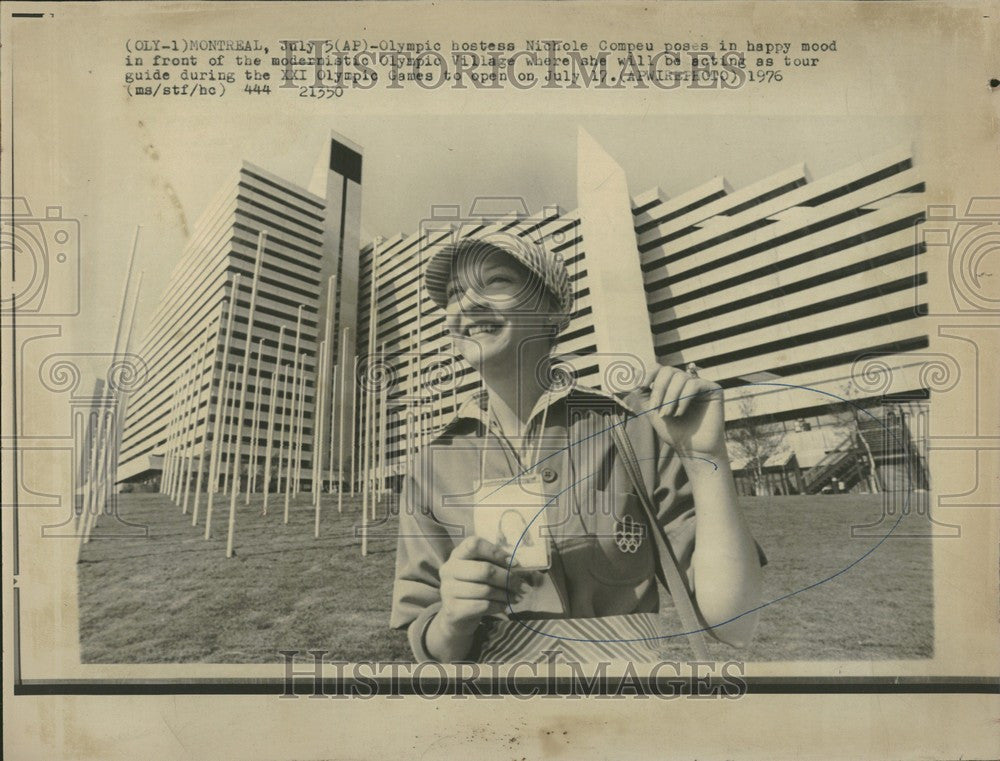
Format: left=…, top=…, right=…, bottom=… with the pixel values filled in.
left=445, top=559, right=516, bottom=589
left=442, top=579, right=526, bottom=604
left=647, top=365, right=673, bottom=413
left=451, top=535, right=518, bottom=567
left=659, top=368, right=688, bottom=417
left=674, top=376, right=703, bottom=419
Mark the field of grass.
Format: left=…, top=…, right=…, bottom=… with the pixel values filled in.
left=78, top=492, right=932, bottom=663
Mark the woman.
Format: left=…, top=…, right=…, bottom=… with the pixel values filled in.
left=390, top=231, right=764, bottom=663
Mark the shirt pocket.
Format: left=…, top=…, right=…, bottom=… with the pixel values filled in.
left=581, top=490, right=656, bottom=587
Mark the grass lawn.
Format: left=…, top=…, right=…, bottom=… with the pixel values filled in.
left=78, top=492, right=932, bottom=663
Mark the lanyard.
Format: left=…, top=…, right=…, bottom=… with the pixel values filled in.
left=481, top=388, right=554, bottom=479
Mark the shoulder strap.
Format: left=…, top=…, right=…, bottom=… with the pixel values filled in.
left=608, top=415, right=710, bottom=661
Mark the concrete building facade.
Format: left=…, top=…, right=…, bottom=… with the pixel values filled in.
left=118, top=132, right=363, bottom=489
left=355, top=128, right=928, bottom=494
left=118, top=126, right=927, bottom=497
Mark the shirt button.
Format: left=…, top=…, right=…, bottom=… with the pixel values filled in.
left=541, top=467, right=558, bottom=483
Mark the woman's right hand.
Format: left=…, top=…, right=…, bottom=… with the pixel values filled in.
left=437, top=535, right=533, bottom=633
left=425, top=536, right=542, bottom=661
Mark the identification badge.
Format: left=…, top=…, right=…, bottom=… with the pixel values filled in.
left=471, top=475, right=552, bottom=570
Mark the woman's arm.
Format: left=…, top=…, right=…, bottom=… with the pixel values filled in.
left=643, top=365, right=763, bottom=647
left=684, top=454, right=762, bottom=647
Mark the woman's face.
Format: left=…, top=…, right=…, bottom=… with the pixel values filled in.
left=444, top=247, right=556, bottom=370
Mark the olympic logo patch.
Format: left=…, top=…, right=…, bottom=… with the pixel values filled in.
left=614, top=514, right=645, bottom=554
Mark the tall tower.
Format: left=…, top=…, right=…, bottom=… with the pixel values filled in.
left=308, top=131, right=363, bottom=478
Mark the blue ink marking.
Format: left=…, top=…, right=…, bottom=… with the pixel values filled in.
left=678, top=455, right=719, bottom=470
left=491, top=381, right=913, bottom=646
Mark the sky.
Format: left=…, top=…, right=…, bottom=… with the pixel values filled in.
left=12, top=66, right=919, bottom=357
left=6, top=8, right=922, bottom=359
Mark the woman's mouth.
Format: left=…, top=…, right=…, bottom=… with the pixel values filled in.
left=463, top=321, right=503, bottom=337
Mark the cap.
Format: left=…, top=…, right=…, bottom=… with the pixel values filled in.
left=423, top=230, right=574, bottom=329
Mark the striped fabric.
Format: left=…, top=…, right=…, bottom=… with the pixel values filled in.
left=423, top=229, right=575, bottom=330
left=476, top=613, right=670, bottom=664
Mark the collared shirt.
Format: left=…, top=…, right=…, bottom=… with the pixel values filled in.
left=390, top=383, right=712, bottom=662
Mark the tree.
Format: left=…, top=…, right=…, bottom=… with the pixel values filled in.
left=726, top=395, right=788, bottom=496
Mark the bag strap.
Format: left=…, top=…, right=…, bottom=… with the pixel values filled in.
left=608, top=414, right=710, bottom=661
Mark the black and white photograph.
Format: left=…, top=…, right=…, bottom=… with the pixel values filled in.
left=2, top=2, right=998, bottom=759
left=69, top=115, right=935, bottom=666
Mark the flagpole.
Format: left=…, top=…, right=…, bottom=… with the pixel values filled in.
left=222, top=368, right=239, bottom=495
left=105, top=224, right=138, bottom=512
left=372, top=344, right=389, bottom=510
left=361, top=239, right=380, bottom=522
left=167, top=362, right=191, bottom=500
left=226, top=231, right=266, bottom=559
left=191, top=309, right=223, bottom=527
left=349, top=353, right=358, bottom=498
left=327, top=362, right=338, bottom=494
left=160, top=372, right=178, bottom=494
left=79, top=385, right=106, bottom=545
left=313, top=338, right=328, bottom=537
left=286, top=306, right=304, bottom=502
left=182, top=335, right=212, bottom=514
left=80, top=394, right=103, bottom=542
left=312, top=343, right=326, bottom=501
left=277, top=363, right=290, bottom=519
left=284, top=353, right=303, bottom=525
left=84, top=411, right=115, bottom=544
left=408, top=328, right=417, bottom=481
left=294, top=349, right=307, bottom=496
left=246, top=337, right=265, bottom=504
left=315, top=337, right=329, bottom=498
left=175, top=357, right=199, bottom=505
left=178, top=359, right=197, bottom=510
left=261, top=325, right=285, bottom=516
left=337, top=326, right=350, bottom=512
left=378, top=375, right=388, bottom=506
left=363, top=343, right=379, bottom=521
left=317, top=275, right=337, bottom=495
left=163, top=368, right=182, bottom=495
left=204, top=274, right=241, bottom=539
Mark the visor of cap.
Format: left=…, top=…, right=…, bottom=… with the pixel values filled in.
left=423, top=235, right=573, bottom=327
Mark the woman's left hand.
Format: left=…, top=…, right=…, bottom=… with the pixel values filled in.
left=641, top=364, right=727, bottom=458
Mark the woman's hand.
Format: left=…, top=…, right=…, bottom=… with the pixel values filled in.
left=641, top=364, right=727, bottom=458
left=438, top=536, right=532, bottom=631
left=424, top=536, right=539, bottom=661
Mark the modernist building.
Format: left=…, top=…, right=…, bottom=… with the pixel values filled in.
left=117, top=132, right=363, bottom=489
left=118, top=126, right=928, bottom=497
left=356, top=128, right=928, bottom=495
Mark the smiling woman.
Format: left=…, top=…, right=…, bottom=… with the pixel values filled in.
left=441, top=240, right=565, bottom=383
left=390, top=229, right=765, bottom=664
